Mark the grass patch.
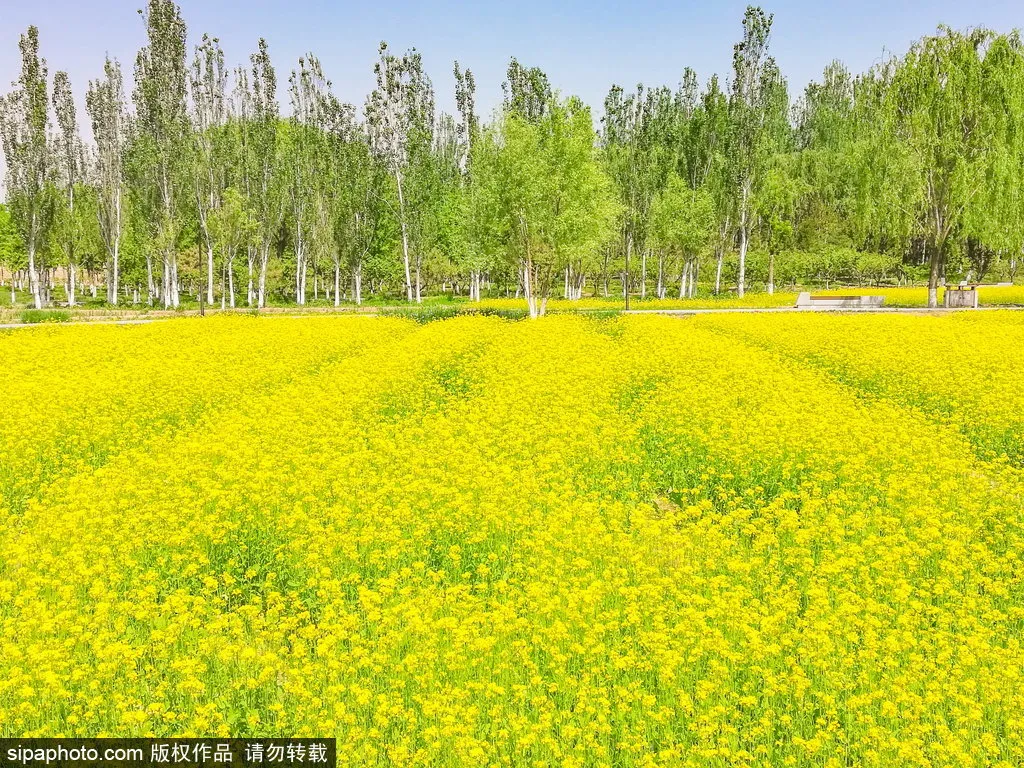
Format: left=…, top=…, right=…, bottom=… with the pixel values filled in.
left=20, top=309, right=71, bottom=324
left=381, top=306, right=530, bottom=323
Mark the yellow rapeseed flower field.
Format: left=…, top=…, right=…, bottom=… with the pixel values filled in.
left=0, top=313, right=1021, bottom=767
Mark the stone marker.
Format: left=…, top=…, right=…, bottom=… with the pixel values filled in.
left=796, top=292, right=885, bottom=309
left=944, top=287, right=978, bottom=309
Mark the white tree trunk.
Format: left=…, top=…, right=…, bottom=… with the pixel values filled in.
left=640, top=249, right=647, bottom=299
left=246, top=247, right=255, bottom=307
left=258, top=243, right=269, bottom=309
left=169, top=252, right=180, bottom=308
left=396, top=173, right=413, bottom=302
left=162, top=258, right=170, bottom=309
left=28, top=242, right=42, bottom=310
left=737, top=186, right=749, bottom=298
left=656, top=252, right=665, bottom=299
left=110, top=191, right=122, bottom=306
left=206, top=244, right=215, bottom=305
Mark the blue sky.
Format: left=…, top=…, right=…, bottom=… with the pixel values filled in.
left=0, top=0, right=1021, bottom=121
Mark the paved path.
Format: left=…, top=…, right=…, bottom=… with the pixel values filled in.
left=623, top=306, right=1024, bottom=315
left=3, top=304, right=1023, bottom=330
left=0, top=319, right=158, bottom=330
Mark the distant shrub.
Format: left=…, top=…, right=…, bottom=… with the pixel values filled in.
left=380, top=305, right=530, bottom=324
left=380, top=306, right=462, bottom=324
left=20, top=309, right=71, bottom=324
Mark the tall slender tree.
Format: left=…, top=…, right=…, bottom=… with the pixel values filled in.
left=727, top=6, right=778, bottom=297
left=133, top=0, right=189, bottom=308
left=366, top=42, right=435, bottom=302
left=51, top=71, right=86, bottom=306
left=454, top=61, right=485, bottom=299
left=0, top=26, right=53, bottom=309
left=245, top=39, right=282, bottom=309
left=86, top=57, right=127, bottom=305
left=190, top=33, right=229, bottom=305
left=287, top=53, right=334, bottom=305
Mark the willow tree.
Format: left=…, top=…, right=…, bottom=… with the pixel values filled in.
left=955, top=33, right=1024, bottom=286
left=86, top=57, right=127, bottom=305
left=133, top=0, right=189, bottom=308
left=756, top=156, right=805, bottom=293
left=475, top=96, right=617, bottom=317
left=650, top=173, right=716, bottom=298
left=880, top=27, right=1018, bottom=307
left=793, top=61, right=856, bottom=253
left=0, top=26, right=52, bottom=309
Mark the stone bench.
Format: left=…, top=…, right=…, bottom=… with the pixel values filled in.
left=796, top=292, right=885, bottom=309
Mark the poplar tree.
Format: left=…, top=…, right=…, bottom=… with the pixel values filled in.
left=51, top=71, right=87, bottom=306
left=190, top=34, right=229, bottom=305
left=0, top=26, right=53, bottom=309
left=366, top=42, right=435, bottom=302
left=688, top=75, right=733, bottom=293
left=287, top=54, right=330, bottom=305
left=245, top=39, right=281, bottom=309
left=318, top=92, right=369, bottom=305
left=208, top=186, right=255, bottom=307
left=602, top=83, right=674, bottom=305
left=327, top=115, right=379, bottom=306
left=86, top=57, right=127, bottom=305
left=133, top=0, right=189, bottom=308
left=727, top=6, right=778, bottom=297
left=503, top=59, right=551, bottom=123
left=454, top=61, right=485, bottom=300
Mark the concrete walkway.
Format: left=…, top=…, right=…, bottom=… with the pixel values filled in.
left=622, top=306, right=1024, bottom=315
left=2, top=304, right=1022, bottom=330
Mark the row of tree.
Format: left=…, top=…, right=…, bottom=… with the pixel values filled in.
left=2, top=3, right=1023, bottom=313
